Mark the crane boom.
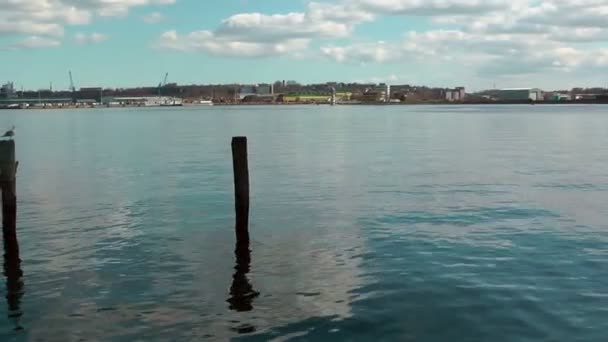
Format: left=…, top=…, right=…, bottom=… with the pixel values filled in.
left=68, top=70, right=77, bottom=103
left=69, top=71, right=75, bottom=92
left=159, top=72, right=169, bottom=97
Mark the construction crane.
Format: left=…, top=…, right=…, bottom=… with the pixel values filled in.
left=68, top=70, right=76, bottom=103
left=158, top=72, right=168, bottom=96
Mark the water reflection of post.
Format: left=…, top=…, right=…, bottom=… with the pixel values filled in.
left=227, top=240, right=259, bottom=312
left=3, top=229, right=23, bottom=330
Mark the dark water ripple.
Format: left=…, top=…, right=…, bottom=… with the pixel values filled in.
left=1, top=105, right=608, bottom=341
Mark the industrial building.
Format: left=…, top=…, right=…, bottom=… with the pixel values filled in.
left=237, top=84, right=274, bottom=100
left=79, top=87, right=104, bottom=102
left=445, top=87, right=466, bottom=102
left=350, top=84, right=392, bottom=103
left=551, top=93, right=571, bottom=101
left=1, top=82, right=75, bottom=108
left=498, top=88, right=543, bottom=101
left=0, top=98, right=73, bottom=108
left=0, top=82, right=17, bottom=99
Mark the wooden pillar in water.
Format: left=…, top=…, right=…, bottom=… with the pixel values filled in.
left=0, top=140, right=17, bottom=244
left=229, top=137, right=259, bottom=314
left=0, top=140, right=23, bottom=328
left=231, top=137, right=250, bottom=244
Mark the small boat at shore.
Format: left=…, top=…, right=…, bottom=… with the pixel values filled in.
left=3, top=103, right=28, bottom=109
left=191, top=99, right=213, bottom=106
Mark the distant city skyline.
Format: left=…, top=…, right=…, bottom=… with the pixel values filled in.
left=2, top=1, right=608, bottom=91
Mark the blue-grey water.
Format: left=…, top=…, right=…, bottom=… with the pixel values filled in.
left=0, top=105, right=607, bottom=341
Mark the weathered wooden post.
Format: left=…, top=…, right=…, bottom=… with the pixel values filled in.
left=231, top=137, right=250, bottom=244
left=0, top=140, right=23, bottom=328
left=0, top=140, right=17, bottom=244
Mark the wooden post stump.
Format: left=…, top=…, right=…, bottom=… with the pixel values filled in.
left=231, top=137, right=250, bottom=244
left=0, top=140, right=17, bottom=243
left=0, top=140, right=23, bottom=327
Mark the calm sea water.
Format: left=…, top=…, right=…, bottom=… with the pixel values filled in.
left=0, top=105, right=607, bottom=341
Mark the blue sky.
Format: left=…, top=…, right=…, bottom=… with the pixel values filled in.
left=2, top=0, right=608, bottom=91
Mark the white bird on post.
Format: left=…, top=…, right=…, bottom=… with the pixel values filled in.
left=2, top=126, right=14, bottom=140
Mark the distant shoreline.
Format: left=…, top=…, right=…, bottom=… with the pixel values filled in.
left=213, top=100, right=608, bottom=106
left=2, top=99, right=608, bottom=110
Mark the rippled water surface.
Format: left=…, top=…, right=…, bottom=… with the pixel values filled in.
left=1, top=105, right=607, bottom=341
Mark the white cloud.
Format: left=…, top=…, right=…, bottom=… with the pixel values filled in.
left=306, top=2, right=375, bottom=24
left=0, top=0, right=176, bottom=37
left=4, top=0, right=608, bottom=85
left=216, top=12, right=349, bottom=41
left=95, top=0, right=176, bottom=17
left=316, top=0, right=608, bottom=82
left=369, top=74, right=399, bottom=83
left=595, top=49, right=608, bottom=66
left=143, top=12, right=165, bottom=24
left=0, top=21, right=65, bottom=37
left=322, top=24, right=608, bottom=80
left=158, top=30, right=310, bottom=57
left=321, top=42, right=405, bottom=63
left=429, top=1, right=608, bottom=42
left=550, top=27, right=608, bottom=43
left=8, top=36, right=61, bottom=49
left=214, top=2, right=373, bottom=42
left=520, top=0, right=608, bottom=29
left=354, top=0, right=511, bottom=15
left=157, top=1, right=374, bottom=57
left=74, top=32, right=108, bottom=44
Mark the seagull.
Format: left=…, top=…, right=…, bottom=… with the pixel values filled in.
left=2, top=126, right=14, bottom=139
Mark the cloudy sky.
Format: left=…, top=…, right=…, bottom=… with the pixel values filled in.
left=2, top=0, right=608, bottom=90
